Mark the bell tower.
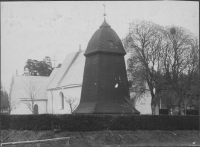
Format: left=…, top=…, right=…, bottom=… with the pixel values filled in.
left=75, top=5, right=139, bottom=114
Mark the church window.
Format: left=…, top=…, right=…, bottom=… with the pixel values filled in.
left=60, top=92, right=64, bottom=109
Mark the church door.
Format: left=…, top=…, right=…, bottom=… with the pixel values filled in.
left=33, top=104, right=38, bottom=114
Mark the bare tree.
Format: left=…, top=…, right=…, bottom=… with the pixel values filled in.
left=8, top=99, right=20, bottom=114
left=159, top=88, right=179, bottom=111
left=123, top=20, right=199, bottom=115
left=162, top=26, right=199, bottom=114
left=123, top=20, right=166, bottom=114
left=20, top=79, right=43, bottom=114
left=127, top=55, right=147, bottom=97
left=65, top=96, right=78, bottom=114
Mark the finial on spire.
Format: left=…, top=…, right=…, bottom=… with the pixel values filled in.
left=103, top=1, right=106, bottom=21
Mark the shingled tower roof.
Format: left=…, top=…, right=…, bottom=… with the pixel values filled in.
left=84, top=20, right=126, bottom=57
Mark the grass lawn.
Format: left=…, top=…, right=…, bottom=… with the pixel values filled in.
left=1, top=130, right=200, bottom=147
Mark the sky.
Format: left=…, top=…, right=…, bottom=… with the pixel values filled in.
left=1, top=1, right=199, bottom=91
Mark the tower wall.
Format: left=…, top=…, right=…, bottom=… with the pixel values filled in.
left=78, top=53, right=131, bottom=113
left=80, top=54, right=99, bottom=103
left=97, top=54, right=129, bottom=104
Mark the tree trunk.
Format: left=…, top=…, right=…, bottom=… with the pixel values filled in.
left=70, top=104, right=73, bottom=114
left=151, top=102, right=155, bottom=115
left=151, top=93, right=157, bottom=115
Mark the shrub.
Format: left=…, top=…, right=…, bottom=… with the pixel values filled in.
left=0, top=114, right=199, bottom=131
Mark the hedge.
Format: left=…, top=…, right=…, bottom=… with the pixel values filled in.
left=0, top=114, right=199, bottom=131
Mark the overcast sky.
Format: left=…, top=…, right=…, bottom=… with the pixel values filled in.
left=1, top=1, right=199, bottom=91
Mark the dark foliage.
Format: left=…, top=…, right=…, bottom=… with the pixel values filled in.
left=1, top=114, right=199, bottom=131
left=24, top=56, right=53, bottom=76
left=1, top=84, right=9, bottom=111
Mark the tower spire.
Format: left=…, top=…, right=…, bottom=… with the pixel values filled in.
left=103, top=1, right=106, bottom=21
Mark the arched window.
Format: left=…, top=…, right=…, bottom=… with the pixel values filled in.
left=60, top=92, right=64, bottom=109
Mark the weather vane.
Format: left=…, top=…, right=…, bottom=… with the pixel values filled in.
left=103, top=1, right=106, bottom=20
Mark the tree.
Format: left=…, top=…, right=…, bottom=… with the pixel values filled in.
left=43, top=56, right=52, bottom=67
left=1, top=83, right=9, bottom=113
left=158, top=88, right=179, bottom=111
left=162, top=26, right=199, bottom=114
left=24, top=56, right=53, bottom=76
left=123, top=20, right=199, bottom=115
left=8, top=76, right=21, bottom=114
left=37, top=61, right=52, bottom=76
left=20, top=79, right=43, bottom=114
left=24, top=59, right=39, bottom=76
left=123, top=20, right=166, bottom=114
left=127, top=55, right=147, bottom=96
left=65, top=96, right=78, bottom=114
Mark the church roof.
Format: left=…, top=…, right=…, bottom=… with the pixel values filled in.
left=47, top=50, right=85, bottom=90
left=47, top=67, right=60, bottom=88
left=49, top=67, right=59, bottom=80
left=84, top=20, right=126, bottom=57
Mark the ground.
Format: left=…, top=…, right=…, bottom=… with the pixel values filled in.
left=1, top=130, right=200, bottom=147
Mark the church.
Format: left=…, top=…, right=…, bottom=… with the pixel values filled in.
left=10, top=18, right=152, bottom=115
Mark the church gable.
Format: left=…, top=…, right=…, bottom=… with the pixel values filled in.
left=10, top=76, right=49, bottom=114
left=11, top=76, right=49, bottom=100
